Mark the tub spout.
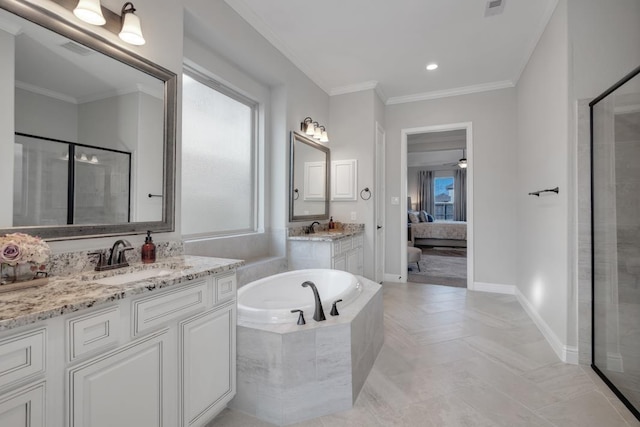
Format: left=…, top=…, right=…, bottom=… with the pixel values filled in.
left=301, top=281, right=326, bottom=321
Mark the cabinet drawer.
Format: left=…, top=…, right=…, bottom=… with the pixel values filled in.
left=132, top=280, right=208, bottom=336
left=68, top=306, right=120, bottom=363
left=215, top=274, right=236, bottom=303
left=0, top=329, right=45, bottom=390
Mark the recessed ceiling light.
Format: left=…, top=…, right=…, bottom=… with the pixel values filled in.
left=426, top=63, right=438, bottom=71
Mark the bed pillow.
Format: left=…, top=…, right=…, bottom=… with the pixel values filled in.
left=427, top=214, right=435, bottom=222
left=419, top=210, right=428, bottom=222
left=408, top=210, right=420, bottom=223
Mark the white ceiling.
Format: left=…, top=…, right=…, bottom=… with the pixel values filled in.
left=224, top=0, right=558, bottom=103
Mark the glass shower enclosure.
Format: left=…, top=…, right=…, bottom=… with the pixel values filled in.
left=591, top=65, right=640, bottom=421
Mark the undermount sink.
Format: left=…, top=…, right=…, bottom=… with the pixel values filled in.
left=94, top=268, right=179, bottom=286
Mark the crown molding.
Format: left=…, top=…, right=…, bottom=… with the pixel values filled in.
left=15, top=80, right=78, bottom=104
left=386, top=80, right=515, bottom=105
left=329, top=80, right=378, bottom=96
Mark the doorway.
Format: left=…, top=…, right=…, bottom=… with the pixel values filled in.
left=400, top=123, right=474, bottom=289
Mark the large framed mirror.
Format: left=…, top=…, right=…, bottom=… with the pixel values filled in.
left=0, top=0, right=176, bottom=240
left=289, top=131, right=330, bottom=222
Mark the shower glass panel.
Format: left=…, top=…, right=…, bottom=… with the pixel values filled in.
left=591, top=66, right=640, bottom=421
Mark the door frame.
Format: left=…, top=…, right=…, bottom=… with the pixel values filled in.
left=400, top=122, right=474, bottom=289
left=374, top=121, right=386, bottom=283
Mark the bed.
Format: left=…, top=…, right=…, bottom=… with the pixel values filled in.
left=410, top=221, right=467, bottom=247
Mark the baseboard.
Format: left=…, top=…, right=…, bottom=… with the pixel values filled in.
left=473, top=282, right=516, bottom=295
left=515, top=288, right=578, bottom=364
left=384, top=273, right=404, bottom=283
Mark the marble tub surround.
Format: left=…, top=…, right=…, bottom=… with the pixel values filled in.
left=46, top=240, right=185, bottom=278
left=230, top=276, right=383, bottom=425
left=0, top=255, right=242, bottom=331
left=287, top=223, right=364, bottom=239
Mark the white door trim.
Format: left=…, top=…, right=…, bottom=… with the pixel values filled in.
left=400, top=122, right=474, bottom=289
left=374, top=122, right=386, bottom=283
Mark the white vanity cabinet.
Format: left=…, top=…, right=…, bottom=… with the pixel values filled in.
left=0, top=267, right=238, bottom=427
left=288, top=232, right=364, bottom=276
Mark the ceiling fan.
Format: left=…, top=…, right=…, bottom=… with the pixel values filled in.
left=441, top=149, right=467, bottom=168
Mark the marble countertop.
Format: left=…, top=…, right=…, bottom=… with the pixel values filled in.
left=287, top=230, right=363, bottom=242
left=0, top=255, right=243, bottom=332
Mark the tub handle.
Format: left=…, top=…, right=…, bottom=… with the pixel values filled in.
left=291, top=309, right=306, bottom=325
left=330, top=299, right=343, bottom=316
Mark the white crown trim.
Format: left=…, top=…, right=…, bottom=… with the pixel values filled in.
left=329, top=81, right=378, bottom=96
left=15, top=80, right=78, bottom=104
left=386, top=80, right=515, bottom=105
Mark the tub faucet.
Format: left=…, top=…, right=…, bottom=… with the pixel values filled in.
left=301, top=281, right=326, bottom=321
left=308, top=221, right=321, bottom=234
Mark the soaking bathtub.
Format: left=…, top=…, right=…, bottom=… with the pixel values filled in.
left=237, top=268, right=363, bottom=324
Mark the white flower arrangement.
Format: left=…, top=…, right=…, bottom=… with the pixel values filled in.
left=0, top=232, right=50, bottom=267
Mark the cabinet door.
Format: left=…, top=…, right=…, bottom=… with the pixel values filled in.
left=67, top=329, right=168, bottom=427
left=332, top=253, right=347, bottom=271
left=179, top=302, right=236, bottom=427
left=0, top=382, right=45, bottom=427
left=346, top=247, right=363, bottom=276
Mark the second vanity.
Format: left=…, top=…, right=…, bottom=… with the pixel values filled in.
left=0, top=255, right=243, bottom=427
left=287, top=224, right=364, bottom=275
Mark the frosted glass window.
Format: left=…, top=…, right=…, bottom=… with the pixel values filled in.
left=181, top=73, right=257, bottom=236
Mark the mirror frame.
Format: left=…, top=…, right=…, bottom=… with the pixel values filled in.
left=0, top=0, right=176, bottom=240
left=289, top=131, right=330, bottom=222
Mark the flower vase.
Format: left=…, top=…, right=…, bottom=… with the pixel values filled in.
left=0, top=263, right=48, bottom=293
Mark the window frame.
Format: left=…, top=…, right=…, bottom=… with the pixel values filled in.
left=433, top=175, right=455, bottom=221
left=181, top=67, right=260, bottom=238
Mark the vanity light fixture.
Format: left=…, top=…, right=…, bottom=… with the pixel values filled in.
left=73, top=0, right=106, bottom=26
left=300, top=117, right=329, bottom=143
left=90, top=155, right=99, bottom=163
left=302, top=117, right=315, bottom=135
left=119, top=2, right=146, bottom=46
left=319, top=126, right=329, bottom=143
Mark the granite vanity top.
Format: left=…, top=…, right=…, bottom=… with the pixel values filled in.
left=0, top=255, right=243, bottom=331
left=287, top=223, right=365, bottom=242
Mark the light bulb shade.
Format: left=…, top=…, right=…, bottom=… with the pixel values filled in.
left=458, top=158, right=468, bottom=168
left=90, top=155, right=99, bottom=163
left=313, top=125, right=322, bottom=139
left=119, top=9, right=146, bottom=45
left=74, top=0, right=106, bottom=26
left=80, top=153, right=88, bottom=161
left=305, top=122, right=315, bottom=135
left=320, top=130, right=329, bottom=143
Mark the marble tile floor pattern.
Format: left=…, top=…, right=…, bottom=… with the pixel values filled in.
left=208, top=282, right=639, bottom=426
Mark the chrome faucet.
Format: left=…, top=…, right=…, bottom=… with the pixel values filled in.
left=308, top=221, right=321, bottom=234
left=301, top=281, right=326, bottom=321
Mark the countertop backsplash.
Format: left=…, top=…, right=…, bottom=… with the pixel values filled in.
left=47, top=240, right=185, bottom=277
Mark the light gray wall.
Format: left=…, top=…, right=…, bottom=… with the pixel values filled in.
left=182, top=0, right=330, bottom=261
left=330, top=90, right=377, bottom=279
left=386, top=88, right=518, bottom=287
left=15, top=88, right=78, bottom=141
left=516, top=0, right=571, bottom=346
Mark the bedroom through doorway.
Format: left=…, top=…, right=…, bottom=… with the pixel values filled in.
left=406, top=128, right=468, bottom=288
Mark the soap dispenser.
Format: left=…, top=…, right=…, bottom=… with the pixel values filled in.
left=141, top=230, right=156, bottom=264
left=328, top=216, right=335, bottom=230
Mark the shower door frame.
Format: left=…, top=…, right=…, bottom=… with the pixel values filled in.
left=590, top=64, right=640, bottom=422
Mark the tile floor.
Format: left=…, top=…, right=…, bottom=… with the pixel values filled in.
left=208, top=283, right=640, bottom=426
